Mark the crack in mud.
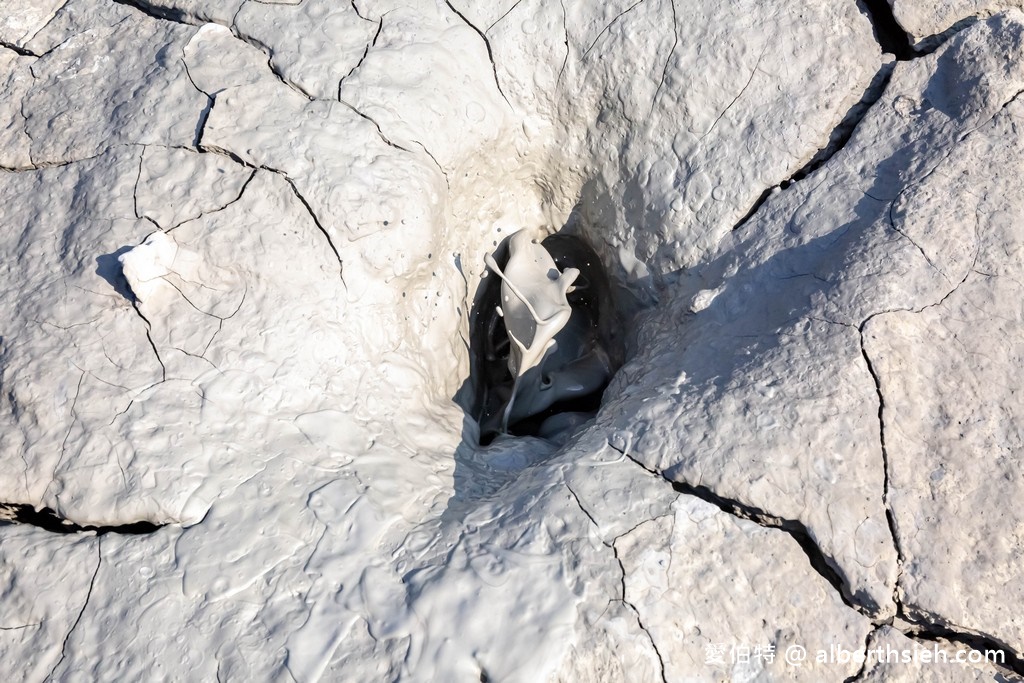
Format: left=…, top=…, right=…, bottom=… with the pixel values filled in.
left=350, top=0, right=369, bottom=23
left=338, top=16, right=382, bottom=89
left=41, top=371, right=84, bottom=503
left=112, top=0, right=189, bottom=24
left=336, top=98, right=413, bottom=154
left=564, top=476, right=669, bottom=681
left=185, top=147, right=347, bottom=288
left=787, top=62, right=894, bottom=181
left=131, top=149, right=145, bottom=219
left=128, top=301, right=167, bottom=381
left=886, top=205, right=949, bottom=279
left=731, top=21, right=1005, bottom=235
left=611, top=540, right=669, bottom=683
left=0, top=40, right=39, bottom=57
left=728, top=52, right=866, bottom=228
left=556, top=0, right=569, bottom=85
left=281, top=177, right=346, bottom=286
left=486, top=0, right=523, bottom=33
left=564, top=481, right=600, bottom=531
left=843, top=625, right=882, bottom=682
left=581, top=0, right=647, bottom=60
left=44, top=539, right=100, bottom=682
left=114, top=0, right=318, bottom=102
left=853, top=255, right=1024, bottom=675
left=610, top=436, right=1024, bottom=673
left=649, top=0, right=678, bottom=117
left=699, top=42, right=767, bottom=143
left=897, top=617, right=1024, bottom=677
left=606, top=441, right=872, bottom=615
left=443, top=0, right=512, bottom=109
left=181, top=56, right=214, bottom=149
left=227, top=26, right=316, bottom=101
left=0, top=151, right=106, bottom=174
left=0, top=622, right=40, bottom=631
left=856, top=324, right=904, bottom=607
left=410, top=140, right=450, bottom=189
left=167, top=167, right=256, bottom=231
left=731, top=59, right=889, bottom=231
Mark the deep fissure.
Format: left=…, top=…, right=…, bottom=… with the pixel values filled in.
left=857, top=301, right=1024, bottom=674
left=0, top=40, right=38, bottom=57
left=858, top=0, right=914, bottom=60
left=732, top=59, right=894, bottom=231
left=897, top=618, right=1024, bottom=677
left=732, top=9, right=987, bottom=235
left=857, top=322, right=905, bottom=580
left=605, top=442, right=866, bottom=615
left=112, top=0, right=190, bottom=24
left=1, top=503, right=163, bottom=535
left=608, top=443, right=1024, bottom=673
left=338, top=16, right=382, bottom=89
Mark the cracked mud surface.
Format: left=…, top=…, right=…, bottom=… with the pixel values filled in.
left=2, top=0, right=1024, bottom=681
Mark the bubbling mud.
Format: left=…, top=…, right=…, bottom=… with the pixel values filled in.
left=471, top=230, right=623, bottom=445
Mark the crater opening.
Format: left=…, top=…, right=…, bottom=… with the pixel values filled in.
left=466, top=227, right=626, bottom=446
